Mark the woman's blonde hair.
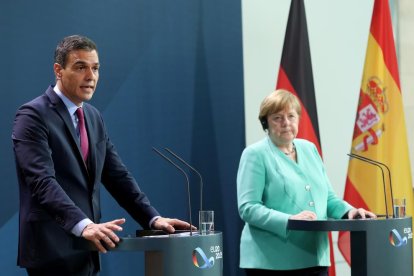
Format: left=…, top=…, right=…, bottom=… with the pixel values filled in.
left=258, top=89, right=301, bottom=129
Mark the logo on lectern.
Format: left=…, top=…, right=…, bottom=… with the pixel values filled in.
left=192, top=247, right=215, bottom=269
left=192, top=244, right=222, bottom=269
left=389, top=228, right=412, bottom=247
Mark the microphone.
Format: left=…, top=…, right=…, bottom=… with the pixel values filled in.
left=347, top=153, right=394, bottom=218
left=152, top=147, right=193, bottom=235
left=164, top=148, right=203, bottom=212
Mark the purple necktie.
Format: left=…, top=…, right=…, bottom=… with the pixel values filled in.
left=76, top=107, right=89, bottom=162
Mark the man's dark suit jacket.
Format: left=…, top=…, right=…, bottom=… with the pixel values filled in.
left=12, top=86, right=160, bottom=272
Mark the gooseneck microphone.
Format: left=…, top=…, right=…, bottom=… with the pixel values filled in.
left=152, top=147, right=193, bottom=235
left=164, top=148, right=204, bottom=212
left=348, top=153, right=394, bottom=218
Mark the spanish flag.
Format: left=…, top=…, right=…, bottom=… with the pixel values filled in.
left=338, top=0, right=413, bottom=265
left=276, top=1, right=336, bottom=275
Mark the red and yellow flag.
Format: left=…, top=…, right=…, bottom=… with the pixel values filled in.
left=338, top=0, right=413, bottom=265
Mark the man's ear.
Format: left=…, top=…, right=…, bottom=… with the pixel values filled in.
left=54, top=63, right=63, bottom=80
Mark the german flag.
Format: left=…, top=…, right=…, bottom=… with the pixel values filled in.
left=276, top=1, right=336, bottom=275
left=276, top=0, right=321, bottom=154
left=338, top=0, right=413, bottom=265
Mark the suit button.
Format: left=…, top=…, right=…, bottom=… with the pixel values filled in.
left=309, top=201, right=315, bottom=207
left=56, top=216, right=64, bottom=224
left=305, top=185, right=311, bottom=191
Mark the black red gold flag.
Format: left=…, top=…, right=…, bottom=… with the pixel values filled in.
left=276, top=1, right=336, bottom=275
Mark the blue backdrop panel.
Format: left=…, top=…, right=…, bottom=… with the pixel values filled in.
left=0, top=0, right=244, bottom=275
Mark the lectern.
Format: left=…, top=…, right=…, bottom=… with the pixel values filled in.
left=288, top=217, right=412, bottom=276
left=76, top=231, right=223, bottom=276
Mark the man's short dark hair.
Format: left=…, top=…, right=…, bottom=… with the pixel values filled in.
left=54, top=35, right=98, bottom=68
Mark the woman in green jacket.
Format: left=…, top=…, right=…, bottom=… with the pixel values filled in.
left=237, top=89, right=375, bottom=276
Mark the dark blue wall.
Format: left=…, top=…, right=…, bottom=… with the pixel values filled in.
left=0, top=0, right=245, bottom=275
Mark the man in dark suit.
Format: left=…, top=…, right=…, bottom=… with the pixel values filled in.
left=12, top=35, right=192, bottom=276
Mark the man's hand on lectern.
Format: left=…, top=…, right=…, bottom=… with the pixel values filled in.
left=152, top=217, right=197, bottom=234
left=81, top=218, right=125, bottom=253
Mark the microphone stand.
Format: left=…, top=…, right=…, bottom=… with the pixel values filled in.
left=164, top=147, right=203, bottom=212
left=153, top=147, right=193, bottom=235
left=348, top=153, right=394, bottom=218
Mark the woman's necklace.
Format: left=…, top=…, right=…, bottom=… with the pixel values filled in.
left=283, top=144, right=296, bottom=155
